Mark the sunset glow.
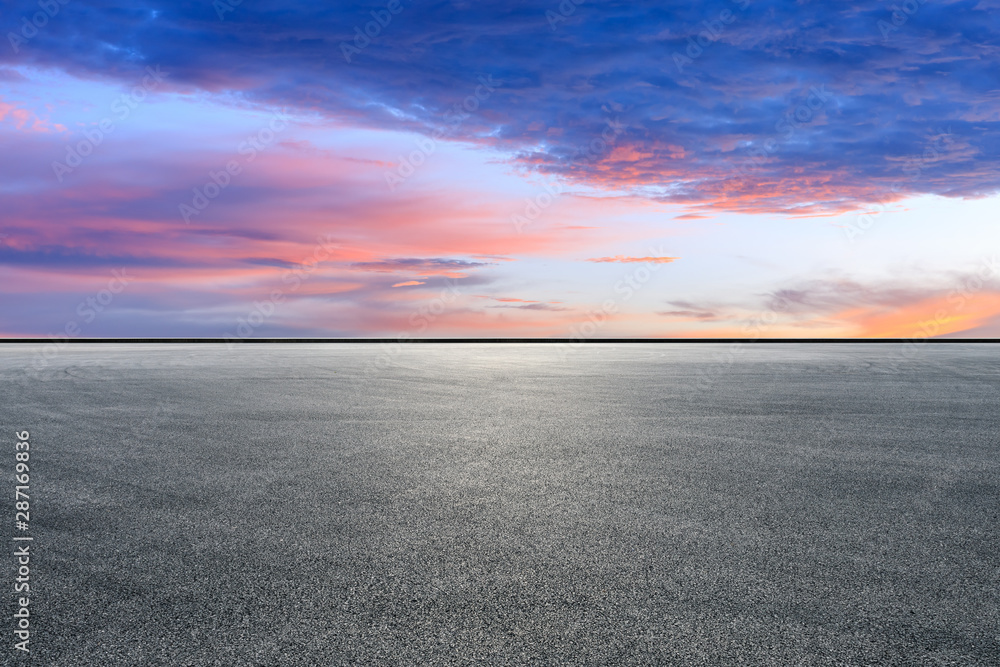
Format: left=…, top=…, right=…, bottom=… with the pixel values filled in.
left=2, top=2, right=998, bottom=337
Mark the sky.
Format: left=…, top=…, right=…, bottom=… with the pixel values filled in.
left=1, top=0, right=999, bottom=338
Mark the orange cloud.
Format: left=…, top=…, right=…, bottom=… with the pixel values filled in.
left=657, top=273, right=1000, bottom=339
left=586, top=256, right=679, bottom=264
left=392, top=280, right=426, bottom=287
left=838, top=292, right=1000, bottom=338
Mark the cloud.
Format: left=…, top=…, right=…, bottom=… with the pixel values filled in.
left=476, top=296, right=539, bottom=303
left=0, top=244, right=191, bottom=269
left=243, top=257, right=305, bottom=269
left=3, top=3, right=997, bottom=339
left=350, top=257, right=495, bottom=280
left=761, top=271, right=1000, bottom=337
left=0, top=105, right=627, bottom=336
left=0, top=97, right=65, bottom=133
left=587, top=255, right=679, bottom=264
left=0, top=68, right=27, bottom=82
left=661, top=263, right=1000, bottom=337
left=476, top=295, right=571, bottom=311
left=351, top=258, right=492, bottom=275
left=487, top=302, right=570, bottom=311
left=3, top=1, right=998, bottom=213
left=659, top=310, right=718, bottom=321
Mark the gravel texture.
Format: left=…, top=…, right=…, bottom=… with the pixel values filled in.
left=1, top=343, right=998, bottom=666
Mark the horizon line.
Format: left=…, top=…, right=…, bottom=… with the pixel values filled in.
left=1, top=338, right=998, bottom=344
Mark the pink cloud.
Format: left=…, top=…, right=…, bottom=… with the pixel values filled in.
left=0, top=98, right=65, bottom=134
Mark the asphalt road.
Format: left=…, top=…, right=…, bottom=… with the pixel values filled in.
left=1, top=343, right=998, bottom=666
